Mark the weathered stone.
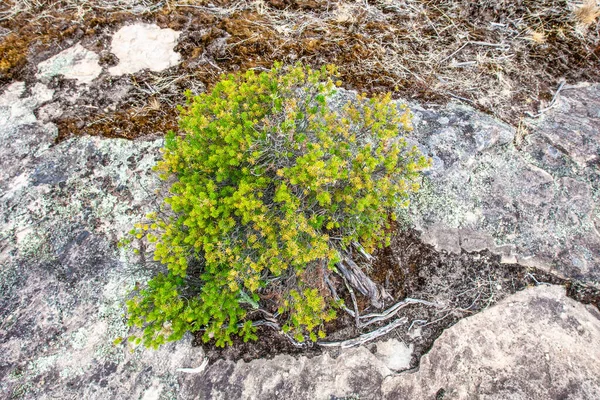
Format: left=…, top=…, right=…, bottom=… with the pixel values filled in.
left=183, top=347, right=390, bottom=400
left=182, top=286, right=600, bottom=400
left=108, top=24, right=181, bottom=76
left=382, top=285, right=600, bottom=399
left=408, top=83, right=600, bottom=284
left=36, top=43, right=102, bottom=84
left=2, top=78, right=600, bottom=399
left=533, top=83, right=600, bottom=167
left=0, top=83, right=203, bottom=399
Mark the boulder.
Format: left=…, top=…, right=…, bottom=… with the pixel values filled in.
left=2, top=78, right=600, bottom=399
left=0, top=82, right=203, bottom=399
left=185, top=286, right=600, bottom=400
left=408, top=83, right=600, bottom=284
left=383, top=285, right=600, bottom=399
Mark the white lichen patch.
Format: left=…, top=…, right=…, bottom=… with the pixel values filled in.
left=375, top=339, right=414, bottom=371
left=70, top=327, right=91, bottom=350
left=36, top=43, right=102, bottom=84
left=141, top=380, right=164, bottom=400
left=0, top=82, right=54, bottom=130
left=27, top=355, right=59, bottom=375
left=109, top=23, right=181, bottom=76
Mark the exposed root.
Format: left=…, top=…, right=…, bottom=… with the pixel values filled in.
left=336, top=254, right=392, bottom=309
left=358, top=298, right=440, bottom=328
left=317, top=317, right=408, bottom=349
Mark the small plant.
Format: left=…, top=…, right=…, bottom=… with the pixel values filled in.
left=125, top=63, right=430, bottom=348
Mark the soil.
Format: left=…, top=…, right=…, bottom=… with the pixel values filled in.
left=2, top=0, right=599, bottom=142
left=201, top=326, right=323, bottom=363
left=198, top=227, right=600, bottom=367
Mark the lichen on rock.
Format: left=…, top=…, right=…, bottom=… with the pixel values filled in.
left=1, top=70, right=600, bottom=398
left=35, top=43, right=102, bottom=85
left=0, top=81, right=201, bottom=399
left=407, top=83, right=600, bottom=285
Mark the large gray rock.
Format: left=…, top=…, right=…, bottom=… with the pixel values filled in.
left=382, top=285, right=600, bottom=399
left=0, top=82, right=204, bottom=399
left=184, top=285, right=600, bottom=400
left=408, top=83, right=600, bottom=284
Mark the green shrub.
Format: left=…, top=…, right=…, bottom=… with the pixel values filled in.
left=125, top=63, right=430, bottom=348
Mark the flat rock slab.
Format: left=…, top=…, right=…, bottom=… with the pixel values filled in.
left=0, top=83, right=203, bottom=399
left=408, top=83, right=600, bottom=284
left=184, top=285, right=600, bottom=400
left=383, top=285, right=600, bottom=399
left=36, top=43, right=102, bottom=84
left=109, top=23, right=181, bottom=76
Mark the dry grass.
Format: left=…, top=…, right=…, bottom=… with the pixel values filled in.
left=575, top=0, right=600, bottom=25
left=1, top=0, right=599, bottom=140
left=527, top=30, right=548, bottom=44
left=190, top=0, right=599, bottom=120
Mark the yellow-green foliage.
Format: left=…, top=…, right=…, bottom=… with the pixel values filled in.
left=126, top=63, right=430, bottom=348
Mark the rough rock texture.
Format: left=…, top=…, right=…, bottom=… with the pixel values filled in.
left=184, top=286, right=600, bottom=400
left=109, top=23, right=181, bottom=76
left=383, top=285, right=600, bottom=399
left=0, top=82, right=203, bottom=399
left=408, top=83, right=600, bottom=284
left=35, top=43, right=102, bottom=84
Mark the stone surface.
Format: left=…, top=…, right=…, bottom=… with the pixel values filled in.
left=109, top=23, right=181, bottom=76
left=184, top=285, right=600, bottom=400
left=382, top=285, right=600, bottom=400
left=407, top=83, right=600, bottom=284
left=0, top=83, right=203, bottom=399
left=36, top=43, right=102, bottom=84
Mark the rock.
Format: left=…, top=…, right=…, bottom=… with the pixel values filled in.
left=0, top=82, right=54, bottom=128
left=407, top=83, right=600, bottom=284
left=36, top=43, right=102, bottom=84
left=182, top=286, right=600, bottom=399
left=0, top=83, right=203, bottom=399
left=2, top=76, right=600, bottom=399
left=374, top=339, right=413, bottom=371
left=382, top=285, right=600, bottom=399
left=534, top=83, right=600, bottom=167
left=183, top=347, right=391, bottom=400
left=108, top=24, right=181, bottom=76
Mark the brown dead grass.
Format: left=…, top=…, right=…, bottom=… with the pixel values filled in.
left=55, top=105, right=178, bottom=141
left=575, top=0, right=600, bottom=25
left=1, top=0, right=599, bottom=141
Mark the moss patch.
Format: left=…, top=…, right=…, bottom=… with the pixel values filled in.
left=3, top=0, right=599, bottom=143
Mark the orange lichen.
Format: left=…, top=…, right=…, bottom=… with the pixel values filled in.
left=0, top=34, right=30, bottom=80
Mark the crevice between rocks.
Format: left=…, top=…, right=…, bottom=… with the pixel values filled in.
left=200, top=226, right=600, bottom=375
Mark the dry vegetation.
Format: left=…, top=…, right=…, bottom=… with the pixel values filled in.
left=1, top=0, right=599, bottom=137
